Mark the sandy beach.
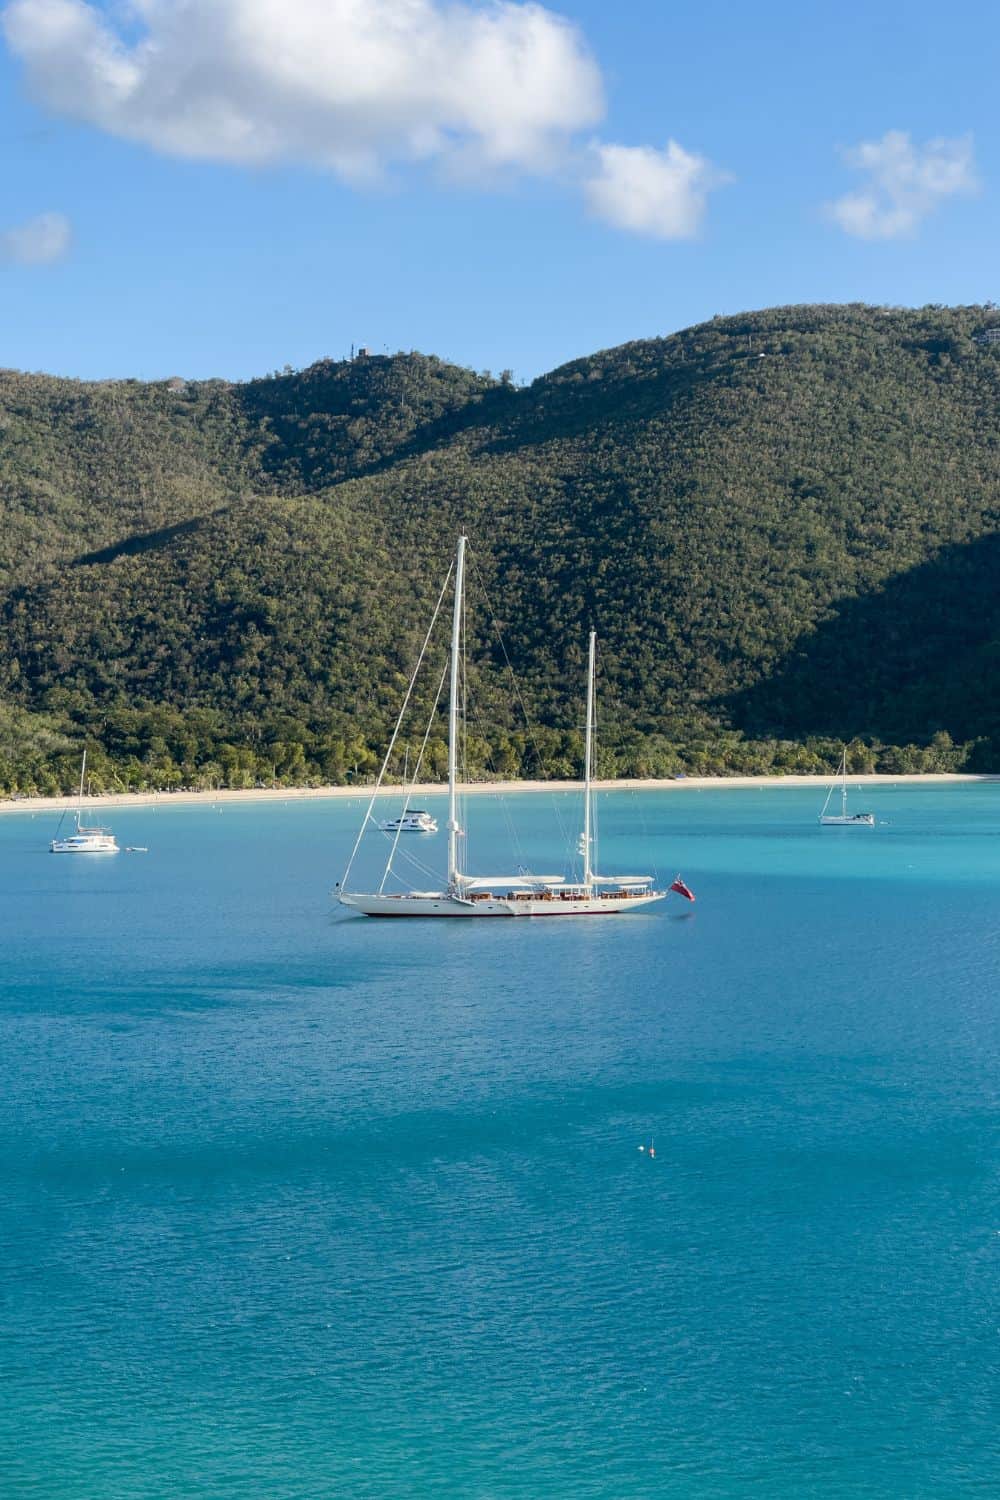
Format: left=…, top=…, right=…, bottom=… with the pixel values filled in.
left=0, top=772, right=993, bottom=816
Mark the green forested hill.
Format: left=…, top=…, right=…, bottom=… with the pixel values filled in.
left=2, top=303, right=1000, bottom=794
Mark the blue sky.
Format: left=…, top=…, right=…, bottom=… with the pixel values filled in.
left=1, top=0, right=997, bottom=383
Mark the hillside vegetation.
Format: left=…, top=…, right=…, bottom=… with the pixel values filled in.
left=1, top=304, right=999, bottom=794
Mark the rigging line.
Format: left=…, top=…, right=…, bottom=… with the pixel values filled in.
left=623, top=778, right=657, bottom=884
left=630, top=776, right=659, bottom=885
left=460, top=541, right=533, bottom=875
left=381, top=840, right=446, bottom=888
left=476, top=725, right=523, bottom=867
left=460, top=545, right=526, bottom=871
left=373, top=821, right=450, bottom=886
left=339, top=562, right=453, bottom=892
left=605, top=682, right=659, bottom=884
left=368, top=810, right=450, bottom=884
left=396, top=847, right=442, bottom=883
left=466, top=548, right=572, bottom=849
left=466, top=689, right=526, bottom=870
left=380, top=656, right=450, bottom=893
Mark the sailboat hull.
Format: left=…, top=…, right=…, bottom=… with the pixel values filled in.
left=819, top=750, right=875, bottom=827
left=337, top=541, right=676, bottom=922
left=339, top=891, right=665, bottom=917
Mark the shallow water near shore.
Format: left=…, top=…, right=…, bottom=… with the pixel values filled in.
left=1, top=785, right=998, bottom=1497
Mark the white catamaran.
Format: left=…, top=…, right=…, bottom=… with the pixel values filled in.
left=50, top=750, right=120, bottom=854
left=338, top=535, right=672, bottom=917
left=380, top=809, right=438, bottom=834
left=379, top=750, right=438, bottom=833
left=819, top=748, right=875, bottom=828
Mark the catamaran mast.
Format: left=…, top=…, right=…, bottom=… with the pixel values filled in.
left=582, top=629, right=595, bottom=888
left=447, top=535, right=466, bottom=889
left=76, top=748, right=87, bottom=829
left=841, top=748, right=848, bottom=818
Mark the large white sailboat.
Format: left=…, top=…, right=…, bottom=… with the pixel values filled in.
left=818, top=748, right=875, bottom=828
left=50, top=750, right=120, bottom=854
left=338, top=535, right=674, bottom=917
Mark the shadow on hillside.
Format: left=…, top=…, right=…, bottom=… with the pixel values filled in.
left=479, top=345, right=745, bottom=456
left=73, top=511, right=224, bottom=567
left=289, top=344, right=744, bottom=491
left=726, top=531, right=1000, bottom=744
left=450, top=344, right=744, bottom=463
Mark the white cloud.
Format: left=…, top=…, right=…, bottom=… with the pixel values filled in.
left=2, top=1, right=735, bottom=240
left=826, top=129, right=978, bottom=240
left=583, top=140, right=728, bottom=240
left=2, top=0, right=605, bottom=181
left=1, top=209, right=70, bottom=263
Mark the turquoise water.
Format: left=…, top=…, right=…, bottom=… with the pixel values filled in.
left=1, top=785, right=998, bottom=1498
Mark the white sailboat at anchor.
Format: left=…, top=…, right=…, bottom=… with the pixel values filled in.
left=50, top=750, right=120, bottom=854
left=819, top=748, right=875, bottom=827
left=338, top=535, right=674, bottom=917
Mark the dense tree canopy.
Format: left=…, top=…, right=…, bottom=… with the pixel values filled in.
left=1, top=304, right=999, bottom=794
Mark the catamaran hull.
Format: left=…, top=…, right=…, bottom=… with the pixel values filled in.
left=339, top=892, right=665, bottom=917
left=50, top=842, right=120, bottom=854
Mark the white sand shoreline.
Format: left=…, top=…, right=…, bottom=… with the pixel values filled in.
left=0, top=772, right=994, bottom=816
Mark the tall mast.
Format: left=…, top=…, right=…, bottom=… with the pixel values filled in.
left=76, top=748, right=87, bottom=828
left=841, top=747, right=848, bottom=817
left=582, top=629, right=596, bottom=888
left=447, top=534, right=466, bottom=888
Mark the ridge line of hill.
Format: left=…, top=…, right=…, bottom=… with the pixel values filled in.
left=2, top=300, right=999, bottom=795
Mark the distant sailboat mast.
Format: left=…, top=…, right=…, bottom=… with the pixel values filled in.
left=840, top=751, right=849, bottom=819
left=818, top=745, right=875, bottom=827
left=76, top=748, right=87, bottom=829
left=50, top=746, right=120, bottom=853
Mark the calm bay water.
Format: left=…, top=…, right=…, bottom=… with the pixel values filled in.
left=1, top=784, right=998, bottom=1498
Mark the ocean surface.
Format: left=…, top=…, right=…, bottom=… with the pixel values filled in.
left=1, top=784, right=998, bottom=1498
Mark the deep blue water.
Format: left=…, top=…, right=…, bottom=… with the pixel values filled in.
left=1, top=785, right=998, bottom=1498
